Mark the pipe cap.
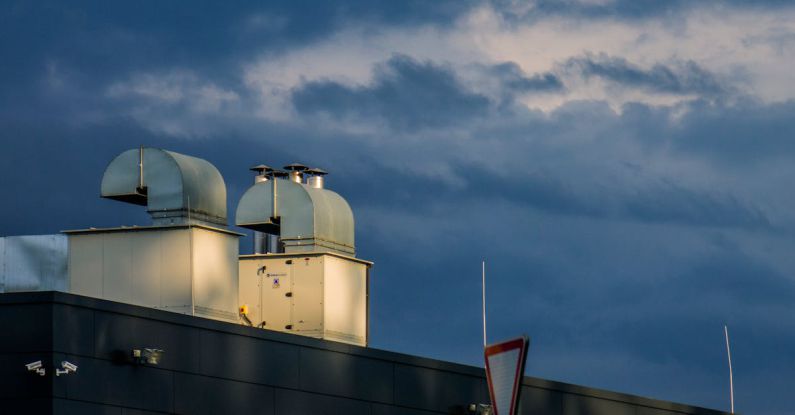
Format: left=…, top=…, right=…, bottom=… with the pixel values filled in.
left=305, top=167, right=328, bottom=176
left=283, top=163, right=308, bottom=172
left=250, top=164, right=274, bottom=173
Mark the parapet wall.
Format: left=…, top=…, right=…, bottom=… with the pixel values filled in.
left=0, top=291, right=727, bottom=415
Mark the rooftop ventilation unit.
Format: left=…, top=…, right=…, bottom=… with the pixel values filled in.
left=101, top=147, right=227, bottom=226
left=236, top=164, right=370, bottom=346
left=65, top=148, right=240, bottom=322
left=236, top=164, right=354, bottom=256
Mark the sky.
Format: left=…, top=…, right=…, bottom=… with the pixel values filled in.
left=2, top=1, right=795, bottom=413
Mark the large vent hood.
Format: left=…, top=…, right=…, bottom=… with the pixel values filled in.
left=235, top=178, right=355, bottom=256
left=101, top=147, right=227, bottom=226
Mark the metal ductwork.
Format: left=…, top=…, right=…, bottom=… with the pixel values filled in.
left=101, top=147, right=227, bottom=226
left=235, top=169, right=355, bottom=256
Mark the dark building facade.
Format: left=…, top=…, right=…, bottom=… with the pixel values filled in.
left=0, top=291, right=727, bottom=415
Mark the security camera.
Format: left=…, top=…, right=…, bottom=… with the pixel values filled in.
left=25, top=360, right=45, bottom=376
left=61, top=361, right=78, bottom=372
left=56, top=361, right=77, bottom=376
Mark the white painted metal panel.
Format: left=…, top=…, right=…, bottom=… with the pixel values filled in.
left=102, top=233, right=133, bottom=303
left=69, top=233, right=104, bottom=297
left=292, top=256, right=324, bottom=337
left=238, top=258, right=263, bottom=324
left=131, top=231, right=161, bottom=308
left=67, top=226, right=239, bottom=322
left=260, top=257, right=293, bottom=331
left=159, top=229, right=191, bottom=311
left=323, top=255, right=367, bottom=346
left=192, top=228, right=238, bottom=322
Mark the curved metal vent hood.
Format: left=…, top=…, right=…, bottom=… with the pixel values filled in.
left=235, top=177, right=355, bottom=256
left=101, top=147, right=227, bottom=226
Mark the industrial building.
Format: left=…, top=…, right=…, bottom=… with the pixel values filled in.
left=0, top=148, right=729, bottom=415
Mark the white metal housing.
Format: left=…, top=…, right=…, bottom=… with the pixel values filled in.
left=239, top=252, right=371, bottom=346
left=66, top=225, right=241, bottom=322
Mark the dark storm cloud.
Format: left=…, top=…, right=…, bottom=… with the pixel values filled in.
left=347, top=161, right=771, bottom=230
left=489, top=62, right=564, bottom=93
left=291, top=54, right=490, bottom=130
left=493, top=0, right=795, bottom=21
left=0, top=0, right=478, bottom=118
left=563, top=54, right=729, bottom=97
left=670, top=99, right=795, bottom=165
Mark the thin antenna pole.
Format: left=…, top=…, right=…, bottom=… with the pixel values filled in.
left=138, top=145, right=144, bottom=191
left=482, top=260, right=487, bottom=348
left=189, top=196, right=195, bottom=316
left=724, top=325, right=734, bottom=414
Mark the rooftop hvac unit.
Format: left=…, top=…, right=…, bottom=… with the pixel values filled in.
left=65, top=147, right=240, bottom=322
left=236, top=165, right=371, bottom=346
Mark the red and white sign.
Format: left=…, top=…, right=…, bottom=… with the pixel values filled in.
left=484, top=336, right=529, bottom=415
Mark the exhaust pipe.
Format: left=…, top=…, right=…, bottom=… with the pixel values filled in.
left=305, top=168, right=328, bottom=189
left=284, top=163, right=307, bottom=184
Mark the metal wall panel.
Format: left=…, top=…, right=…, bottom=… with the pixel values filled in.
left=199, top=329, right=300, bottom=388
left=323, top=255, right=367, bottom=345
left=260, top=258, right=293, bottom=330
left=238, top=258, right=263, bottom=324
left=370, top=403, right=440, bottom=415
left=394, top=364, right=489, bottom=413
left=638, top=407, right=681, bottom=415
left=299, top=347, right=394, bottom=403
left=292, top=256, right=324, bottom=337
left=0, top=234, right=68, bottom=293
left=518, top=386, right=564, bottom=415
left=563, top=394, right=636, bottom=415
left=69, top=233, right=104, bottom=298
left=0, top=293, right=730, bottom=415
left=0, top=353, right=53, bottom=400
left=64, top=356, right=174, bottom=413
left=52, top=304, right=95, bottom=356
left=159, top=229, right=191, bottom=312
left=0, top=303, right=53, bottom=353
left=239, top=253, right=368, bottom=345
left=130, top=232, right=161, bottom=308
left=191, top=228, right=238, bottom=322
left=93, top=311, right=201, bottom=373
left=68, top=226, right=238, bottom=322
left=102, top=234, right=133, bottom=303
left=174, top=373, right=275, bottom=415
left=275, top=388, right=371, bottom=415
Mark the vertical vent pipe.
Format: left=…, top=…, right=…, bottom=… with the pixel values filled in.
left=250, top=165, right=273, bottom=254
left=284, top=163, right=307, bottom=184
left=305, top=168, right=328, bottom=189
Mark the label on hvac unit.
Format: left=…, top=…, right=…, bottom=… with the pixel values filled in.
left=484, top=336, right=529, bottom=415
left=266, top=273, right=286, bottom=278
left=272, top=278, right=280, bottom=288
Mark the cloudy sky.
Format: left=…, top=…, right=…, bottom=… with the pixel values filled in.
left=3, top=1, right=795, bottom=413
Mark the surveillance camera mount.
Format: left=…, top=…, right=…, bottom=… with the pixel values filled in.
left=25, top=360, right=45, bottom=376
left=55, top=361, right=78, bottom=377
